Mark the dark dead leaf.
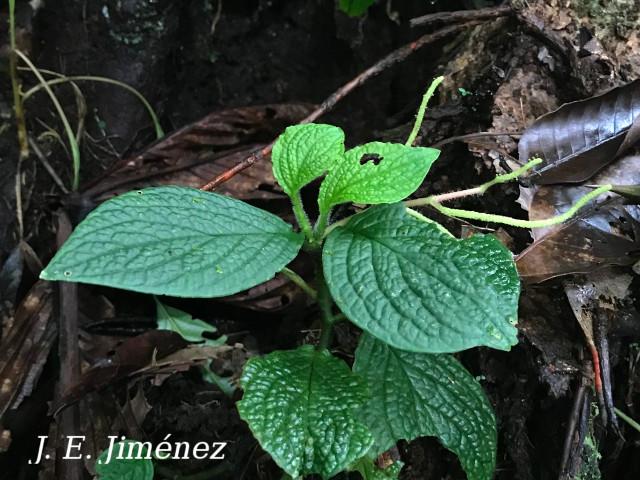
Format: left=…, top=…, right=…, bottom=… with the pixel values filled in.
left=0, top=281, right=56, bottom=420
left=52, top=330, right=188, bottom=414
left=519, top=80, right=640, bottom=184
left=113, top=384, right=152, bottom=439
left=83, top=104, right=314, bottom=201
left=53, top=332, right=232, bottom=414
left=0, top=246, right=23, bottom=330
left=222, top=272, right=307, bottom=312
left=517, top=155, right=640, bottom=283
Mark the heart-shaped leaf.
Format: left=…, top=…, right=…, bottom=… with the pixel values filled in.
left=237, top=346, right=373, bottom=479
left=323, top=203, right=519, bottom=353
left=40, top=187, right=303, bottom=297
left=519, top=79, right=640, bottom=184
left=272, top=123, right=345, bottom=197
left=353, top=333, right=496, bottom=480
left=318, top=142, right=439, bottom=216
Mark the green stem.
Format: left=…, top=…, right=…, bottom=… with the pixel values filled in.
left=479, top=157, right=543, bottom=190
left=323, top=159, right=544, bottom=238
left=313, top=209, right=331, bottom=242
left=291, top=192, right=314, bottom=240
left=8, top=0, right=29, bottom=159
left=281, top=267, right=317, bottom=299
left=22, top=75, right=164, bottom=139
left=615, top=407, right=640, bottom=434
left=426, top=184, right=613, bottom=228
left=405, top=76, right=444, bottom=147
left=15, top=49, right=81, bottom=190
left=316, top=272, right=335, bottom=351
left=406, top=157, right=542, bottom=206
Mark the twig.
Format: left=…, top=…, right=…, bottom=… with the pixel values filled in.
left=28, top=137, right=70, bottom=194
left=14, top=155, right=24, bottom=239
left=409, top=4, right=512, bottom=28
left=431, top=130, right=522, bottom=148
left=594, top=310, right=619, bottom=431
left=559, top=381, right=588, bottom=478
left=54, top=211, right=82, bottom=480
left=200, top=21, right=482, bottom=191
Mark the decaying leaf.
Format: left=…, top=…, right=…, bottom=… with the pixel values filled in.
left=519, top=80, right=640, bottom=184
left=83, top=103, right=314, bottom=201
left=0, top=281, right=56, bottom=451
left=517, top=155, right=640, bottom=283
left=51, top=330, right=200, bottom=413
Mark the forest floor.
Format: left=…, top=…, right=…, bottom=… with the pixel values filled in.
left=1, top=1, right=639, bottom=479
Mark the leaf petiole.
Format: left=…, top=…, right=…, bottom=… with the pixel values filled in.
left=281, top=267, right=317, bottom=299
left=290, top=192, right=314, bottom=240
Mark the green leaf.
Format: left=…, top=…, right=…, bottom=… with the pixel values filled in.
left=352, top=456, right=403, bottom=480
left=237, top=346, right=373, bottom=479
left=323, top=203, right=519, bottom=353
left=40, top=186, right=304, bottom=297
left=353, top=334, right=497, bottom=480
left=272, top=123, right=345, bottom=197
left=95, top=441, right=154, bottom=480
left=155, top=298, right=234, bottom=395
left=339, top=0, right=376, bottom=16
left=155, top=298, right=226, bottom=346
left=318, top=142, right=439, bottom=215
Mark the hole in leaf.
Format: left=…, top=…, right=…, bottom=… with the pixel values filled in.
left=359, top=153, right=383, bottom=166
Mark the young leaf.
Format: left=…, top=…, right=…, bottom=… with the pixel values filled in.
left=40, top=186, right=304, bottom=297
left=272, top=123, right=345, bottom=197
left=237, top=346, right=373, bottom=479
left=155, top=299, right=234, bottom=395
left=155, top=298, right=226, bottom=346
left=353, top=333, right=496, bottom=480
left=323, top=203, right=519, bottom=353
left=318, top=142, right=439, bottom=215
left=95, top=440, right=154, bottom=480
left=339, top=0, right=376, bottom=16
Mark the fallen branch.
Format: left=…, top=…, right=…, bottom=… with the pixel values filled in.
left=54, top=212, right=82, bottom=480
left=409, top=4, right=512, bottom=28
left=200, top=21, right=482, bottom=191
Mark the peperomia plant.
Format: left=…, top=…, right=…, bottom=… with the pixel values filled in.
left=41, top=81, right=604, bottom=479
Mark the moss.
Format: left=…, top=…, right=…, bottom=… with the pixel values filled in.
left=102, top=1, right=168, bottom=46
left=576, top=402, right=602, bottom=480
left=572, top=0, right=639, bottom=39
